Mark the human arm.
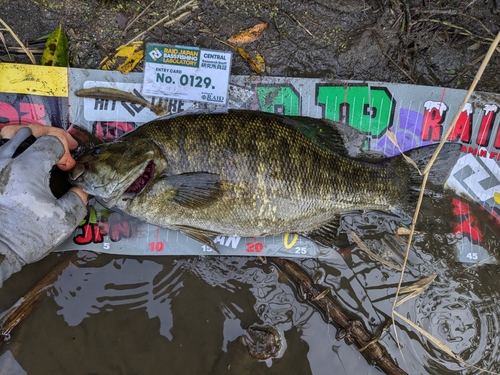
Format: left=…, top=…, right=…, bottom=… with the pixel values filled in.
left=0, top=126, right=88, bottom=287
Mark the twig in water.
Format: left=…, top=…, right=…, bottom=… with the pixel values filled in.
left=394, top=274, right=436, bottom=307
left=393, top=311, right=500, bottom=374
left=0, top=253, right=78, bottom=344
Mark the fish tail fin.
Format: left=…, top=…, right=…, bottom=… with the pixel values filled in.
left=392, top=143, right=462, bottom=218
left=404, top=142, right=462, bottom=191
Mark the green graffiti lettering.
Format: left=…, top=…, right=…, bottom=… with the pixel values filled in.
left=99, top=208, right=112, bottom=222
left=88, top=205, right=98, bottom=225
left=255, top=86, right=300, bottom=115
left=316, top=84, right=394, bottom=137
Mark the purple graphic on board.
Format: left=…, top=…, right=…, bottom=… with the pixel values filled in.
left=374, top=108, right=434, bottom=156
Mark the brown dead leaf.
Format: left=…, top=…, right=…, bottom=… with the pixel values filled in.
left=228, top=23, right=267, bottom=44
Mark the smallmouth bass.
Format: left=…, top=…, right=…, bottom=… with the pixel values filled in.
left=70, top=110, right=461, bottom=250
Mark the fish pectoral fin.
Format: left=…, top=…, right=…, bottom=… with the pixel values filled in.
left=300, top=215, right=349, bottom=248
left=161, top=172, right=223, bottom=209
left=175, top=225, right=221, bottom=254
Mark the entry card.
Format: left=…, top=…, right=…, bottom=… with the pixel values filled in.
left=142, top=43, right=232, bottom=105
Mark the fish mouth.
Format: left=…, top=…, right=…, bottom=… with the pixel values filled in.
left=122, top=160, right=156, bottom=198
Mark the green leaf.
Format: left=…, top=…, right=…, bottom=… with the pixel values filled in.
left=41, top=24, right=69, bottom=67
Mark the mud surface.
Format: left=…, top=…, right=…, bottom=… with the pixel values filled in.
left=1, top=0, right=499, bottom=91
left=1, top=1, right=500, bottom=375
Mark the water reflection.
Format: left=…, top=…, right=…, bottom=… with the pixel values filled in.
left=38, top=234, right=500, bottom=374
left=2, top=192, right=500, bottom=374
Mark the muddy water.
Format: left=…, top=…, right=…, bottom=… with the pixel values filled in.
left=1, top=192, right=500, bottom=375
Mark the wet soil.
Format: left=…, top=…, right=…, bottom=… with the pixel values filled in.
left=1, top=0, right=499, bottom=91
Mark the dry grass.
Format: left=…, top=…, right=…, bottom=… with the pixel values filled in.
left=0, top=17, right=36, bottom=64
left=390, top=30, right=500, bottom=373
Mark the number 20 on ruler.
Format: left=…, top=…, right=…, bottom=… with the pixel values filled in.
left=246, top=242, right=263, bottom=253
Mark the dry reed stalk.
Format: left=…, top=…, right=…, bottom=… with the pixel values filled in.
left=0, top=17, right=36, bottom=64
left=123, top=0, right=198, bottom=46
left=391, top=30, right=500, bottom=370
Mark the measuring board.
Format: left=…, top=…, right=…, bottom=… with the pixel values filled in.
left=0, top=63, right=498, bottom=263
left=56, top=201, right=331, bottom=258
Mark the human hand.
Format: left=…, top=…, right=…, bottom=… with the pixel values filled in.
left=0, top=125, right=88, bottom=287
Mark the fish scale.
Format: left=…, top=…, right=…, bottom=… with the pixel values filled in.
left=71, top=110, right=461, bottom=249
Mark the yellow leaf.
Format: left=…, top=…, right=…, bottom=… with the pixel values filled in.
left=236, top=47, right=265, bottom=74
left=228, top=23, right=267, bottom=44
left=100, top=41, right=144, bottom=74
left=41, top=24, right=69, bottom=67
left=256, top=52, right=266, bottom=72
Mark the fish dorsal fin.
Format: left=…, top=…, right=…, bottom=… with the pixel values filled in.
left=280, top=115, right=365, bottom=157
left=161, top=172, right=222, bottom=209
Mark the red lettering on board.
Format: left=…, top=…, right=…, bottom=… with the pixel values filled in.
left=477, top=105, right=498, bottom=147
left=421, top=101, right=448, bottom=141
left=452, top=198, right=483, bottom=243
left=447, top=103, right=472, bottom=143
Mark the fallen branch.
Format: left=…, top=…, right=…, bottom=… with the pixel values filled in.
left=0, top=252, right=77, bottom=344
left=272, top=257, right=408, bottom=375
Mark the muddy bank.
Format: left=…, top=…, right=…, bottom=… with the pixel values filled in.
left=1, top=0, right=499, bottom=92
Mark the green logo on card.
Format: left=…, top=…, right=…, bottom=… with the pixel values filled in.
left=147, top=44, right=200, bottom=68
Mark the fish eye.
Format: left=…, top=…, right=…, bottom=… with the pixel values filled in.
left=91, top=147, right=101, bottom=156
